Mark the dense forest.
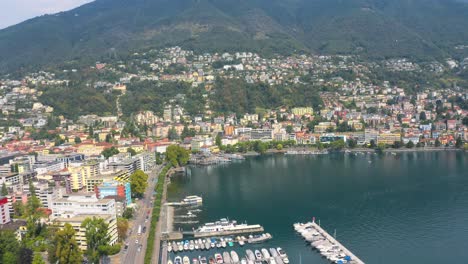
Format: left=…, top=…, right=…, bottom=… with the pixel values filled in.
left=38, top=83, right=117, bottom=120
left=2, top=0, right=468, bottom=73
left=209, top=78, right=323, bottom=115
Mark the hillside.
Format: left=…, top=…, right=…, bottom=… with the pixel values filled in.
left=1, top=0, right=468, bottom=73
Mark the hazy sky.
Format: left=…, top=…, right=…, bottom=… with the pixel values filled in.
left=0, top=0, right=94, bottom=29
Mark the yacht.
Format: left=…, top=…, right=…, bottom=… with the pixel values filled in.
left=209, top=257, right=216, bottom=264
left=167, top=261, right=173, bottom=264
left=240, top=258, right=247, bottom=264
left=193, top=258, right=199, bottom=264
left=205, top=241, right=211, bottom=250
left=269, top=248, right=278, bottom=257
left=175, top=256, right=182, bottom=264
left=182, top=195, right=203, bottom=205
left=196, top=218, right=262, bottom=233
left=183, top=256, right=190, bottom=264
left=247, top=233, right=272, bottom=244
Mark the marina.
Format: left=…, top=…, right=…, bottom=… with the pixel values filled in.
left=294, top=220, right=365, bottom=264
left=167, top=247, right=290, bottom=264
left=168, top=148, right=468, bottom=263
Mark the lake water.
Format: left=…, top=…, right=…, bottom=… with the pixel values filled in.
left=168, top=151, right=467, bottom=263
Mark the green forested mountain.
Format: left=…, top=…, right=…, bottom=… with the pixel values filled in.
left=1, top=0, right=468, bottom=73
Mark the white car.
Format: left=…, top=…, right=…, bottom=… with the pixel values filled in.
left=135, top=239, right=139, bottom=244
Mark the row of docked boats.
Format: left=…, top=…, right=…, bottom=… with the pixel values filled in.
left=168, top=234, right=272, bottom=253
left=294, top=222, right=355, bottom=264
left=168, top=248, right=289, bottom=264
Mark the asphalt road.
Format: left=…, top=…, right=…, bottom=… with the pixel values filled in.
left=121, top=165, right=163, bottom=264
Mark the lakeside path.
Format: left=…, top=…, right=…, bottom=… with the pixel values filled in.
left=151, top=168, right=171, bottom=264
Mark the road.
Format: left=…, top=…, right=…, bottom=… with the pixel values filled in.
left=121, top=165, right=163, bottom=264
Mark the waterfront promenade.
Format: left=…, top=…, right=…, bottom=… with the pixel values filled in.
left=151, top=168, right=170, bottom=264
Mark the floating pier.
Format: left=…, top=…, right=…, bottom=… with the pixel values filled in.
left=294, top=221, right=365, bottom=264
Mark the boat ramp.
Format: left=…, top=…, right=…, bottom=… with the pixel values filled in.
left=294, top=220, right=365, bottom=264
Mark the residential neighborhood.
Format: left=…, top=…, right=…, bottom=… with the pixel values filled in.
left=0, top=46, right=467, bottom=263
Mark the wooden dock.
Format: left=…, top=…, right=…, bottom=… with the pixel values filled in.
left=294, top=221, right=365, bottom=264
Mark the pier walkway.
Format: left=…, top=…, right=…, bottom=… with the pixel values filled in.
left=294, top=221, right=365, bottom=264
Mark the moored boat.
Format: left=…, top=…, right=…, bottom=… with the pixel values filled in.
left=223, top=252, right=232, bottom=263
left=230, top=251, right=239, bottom=263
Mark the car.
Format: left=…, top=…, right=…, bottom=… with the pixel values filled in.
left=123, top=244, right=128, bottom=252
left=142, top=227, right=147, bottom=233
left=135, top=239, right=139, bottom=244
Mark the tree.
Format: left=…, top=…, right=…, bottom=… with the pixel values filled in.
left=180, top=125, right=196, bottom=140
left=81, top=217, right=110, bottom=264
left=463, top=116, right=468, bottom=127
left=88, top=126, right=94, bottom=137
left=74, top=136, right=82, bottom=144
left=419, top=111, right=427, bottom=121
left=0, top=231, right=19, bottom=264
left=406, top=140, right=415, bottom=148
left=101, top=146, right=119, bottom=159
left=455, top=136, right=463, bottom=148
left=127, top=147, right=137, bottom=156
left=117, top=218, right=129, bottom=242
left=18, top=247, right=33, bottom=264
left=376, top=143, right=386, bottom=153
left=435, top=138, right=441, bottom=147
left=1, top=183, right=7, bottom=196
left=286, top=125, right=293, bottom=134
left=122, top=208, right=134, bottom=219
left=105, top=134, right=113, bottom=143
left=32, top=253, right=46, bottom=264
left=329, top=139, right=346, bottom=151
left=168, top=127, right=179, bottom=141
left=347, top=139, right=357, bottom=149
left=130, top=170, right=148, bottom=197
left=276, top=144, right=283, bottom=150
left=166, top=145, right=190, bottom=167
left=29, top=180, right=36, bottom=197
left=369, top=139, right=377, bottom=149
left=50, top=223, right=82, bottom=264
left=215, top=134, right=222, bottom=147
left=393, top=141, right=404, bottom=149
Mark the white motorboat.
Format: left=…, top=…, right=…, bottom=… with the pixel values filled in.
left=276, top=248, right=287, bottom=258
left=223, top=252, right=232, bottom=263
left=230, top=251, right=239, bottom=263
left=261, top=248, right=271, bottom=259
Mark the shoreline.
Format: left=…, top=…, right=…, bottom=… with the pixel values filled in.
left=242, top=147, right=465, bottom=156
